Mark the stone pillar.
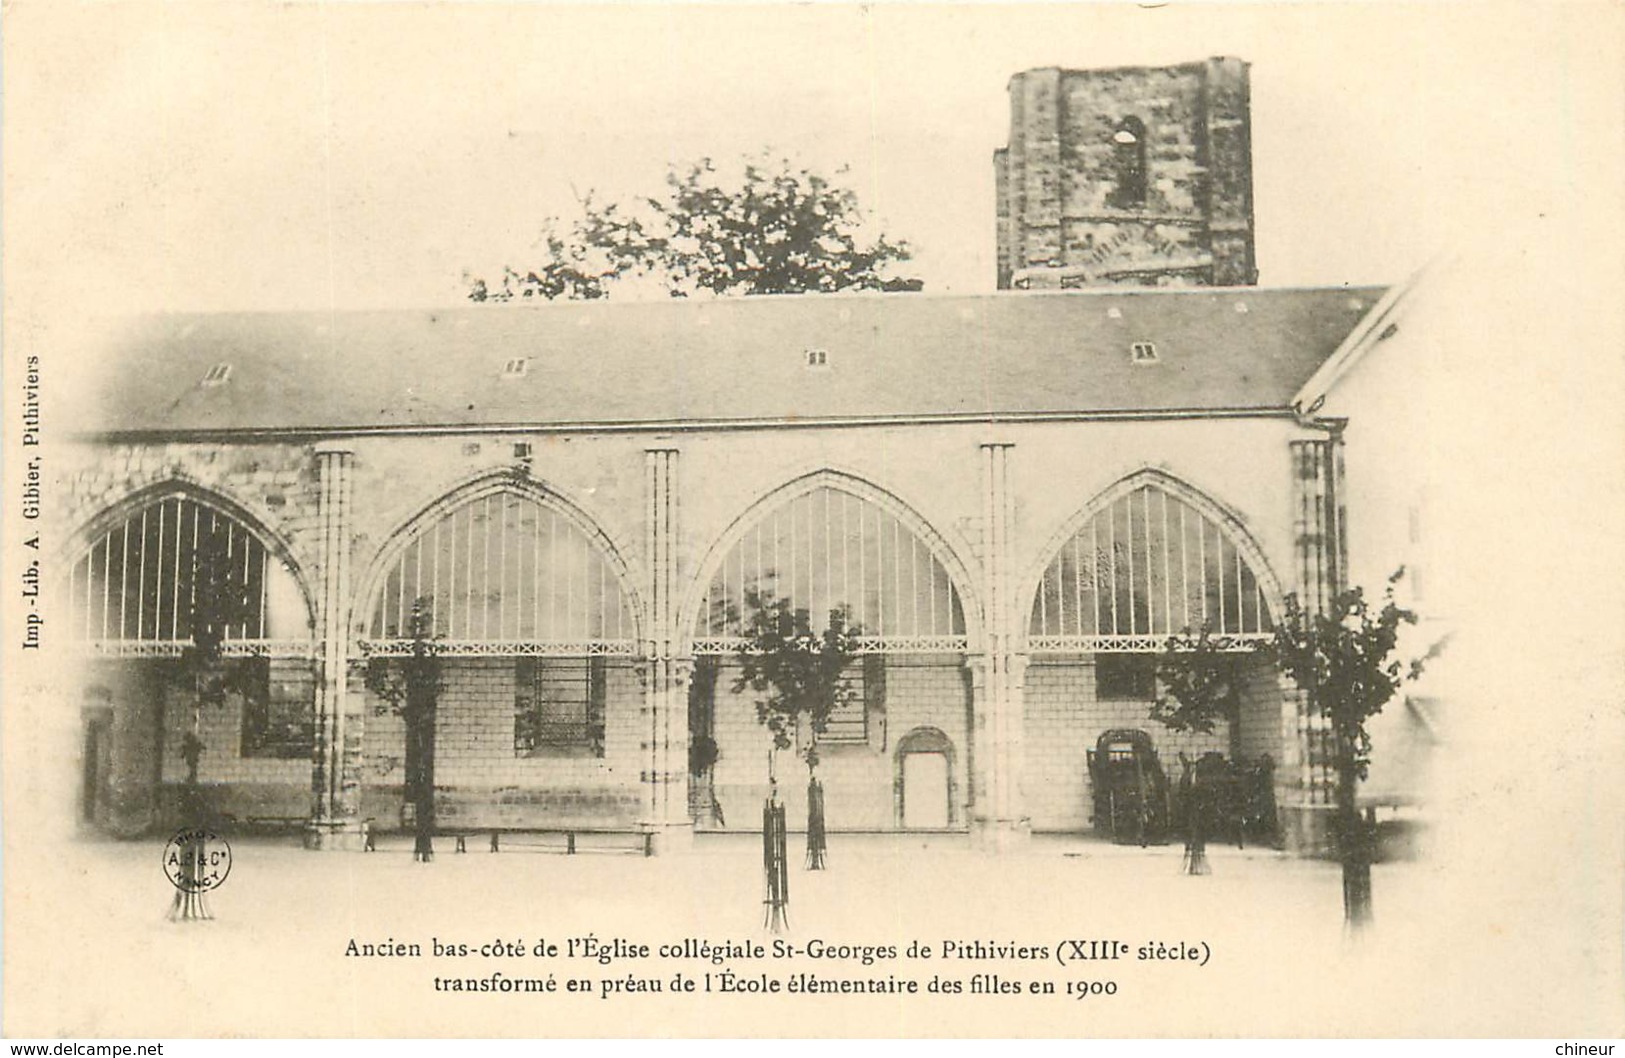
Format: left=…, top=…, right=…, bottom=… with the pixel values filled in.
left=305, top=443, right=365, bottom=850
left=1279, top=436, right=1346, bottom=854
left=639, top=447, right=693, bottom=854
left=972, top=442, right=1029, bottom=847
left=1292, top=437, right=1347, bottom=616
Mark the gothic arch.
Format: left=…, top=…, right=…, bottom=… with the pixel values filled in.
left=62, top=477, right=318, bottom=645
left=680, top=469, right=984, bottom=655
left=1018, top=468, right=1287, bottom=652
left=354, top=469, right=646, bottom=652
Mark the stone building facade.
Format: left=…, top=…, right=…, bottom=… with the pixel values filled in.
left=995, top=59, right=1257, bottom=290
left=59, top=287, right=1375, bottom=854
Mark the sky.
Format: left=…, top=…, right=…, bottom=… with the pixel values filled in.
left=4, top=2, right=1621, bottom=316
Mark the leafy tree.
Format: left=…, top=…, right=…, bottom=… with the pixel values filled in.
left=467, top=155, right=919, bottom=302
left=1153, top=627, right=1244, bottom=874
left=1153, top=627, right=1242, bottom=737
left=166, top=518, right=263, bottom=921
left=1273, top=570, right=1431, bottom=929
left=468, top=195, right=650, bottom=303
left=365, top=600, right=443, bottom=863
left=731, top=590, right=862, bottom=870
left=687, top=659, right=725, bottom=827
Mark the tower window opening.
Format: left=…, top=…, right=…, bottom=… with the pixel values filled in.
left=1107, top=117, right=1149, bottom=210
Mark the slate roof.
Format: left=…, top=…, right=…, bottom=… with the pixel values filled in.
left=77, top=286, right=1385, bottom=436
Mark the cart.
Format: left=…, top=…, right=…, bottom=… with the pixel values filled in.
left=1086, top=728, right=1171, bottom=845
left=1172, top=751, right=1280, bottom=848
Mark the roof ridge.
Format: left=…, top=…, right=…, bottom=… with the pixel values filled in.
left=108, top=282, right=1391, bottom=323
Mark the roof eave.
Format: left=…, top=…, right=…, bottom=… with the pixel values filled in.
left=72, top=404, right=1305, bottom=445
left=1292, top=253, right=1458, bottom=419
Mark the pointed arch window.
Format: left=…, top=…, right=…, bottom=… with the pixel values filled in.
left=1029, top=481, right=1276, bottom=652
left=67, top=491, right=315, bottom=759
left=694, top=485, right=967, bottom=654
left=67, top=492, right=310, bottom=656
left=364, top=488, right=636, bottom=656
left=1107, top=117, right=1148, bottom=210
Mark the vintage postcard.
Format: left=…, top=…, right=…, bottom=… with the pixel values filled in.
left=3, top=1, right=1622, bottom=1040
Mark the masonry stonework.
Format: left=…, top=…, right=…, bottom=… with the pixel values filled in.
left=1023, top=657, right=1233, bottom=833
left=58, top=291, right=1370, bottom=854
left=706, top=656, right=972, bottom=832
left=995, top=59, right=1256, bottom=290
left=361, top=658, right=645, bottom=832
left=59, top=417, right=1321, bottom=846
left=155, top=659, right=311, bottom=822
left=63, top=442, right=324, bottom=593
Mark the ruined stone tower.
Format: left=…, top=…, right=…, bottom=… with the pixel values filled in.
left=995, top=58, right=1257, bottom=289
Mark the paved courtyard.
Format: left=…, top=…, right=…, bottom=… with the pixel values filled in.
left=8, top=823, right=1620, bottom=1039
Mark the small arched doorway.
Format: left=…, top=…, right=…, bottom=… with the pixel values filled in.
left=895, top=727, right=956, bottom=830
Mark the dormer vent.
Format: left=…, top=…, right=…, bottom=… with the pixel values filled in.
left=202, top=363, right=232, bottom=386
left=1130, top=341, right=1159, bottom=364
left=502, top=358, right=530, bottom=379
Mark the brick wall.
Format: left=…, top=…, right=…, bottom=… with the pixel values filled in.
left=145, top=656, right=314, bottom=823
left=1022, top=655, right=1228, bottom=832
left=361, top=657, right=645, bottom=830
left=706, top=655, right=971, bottom=831
left=1234, top=655, right=1285, bottom=764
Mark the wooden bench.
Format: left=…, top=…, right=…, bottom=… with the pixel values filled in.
left=467, top=827, right=652, bottom=856
left=364, top=820, right=651, bottom=856
left=214, top=812, right=309, bottom=834
left=244, top=814, right=308, bottom=829
left=368, top=786, right=649, bottom=855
